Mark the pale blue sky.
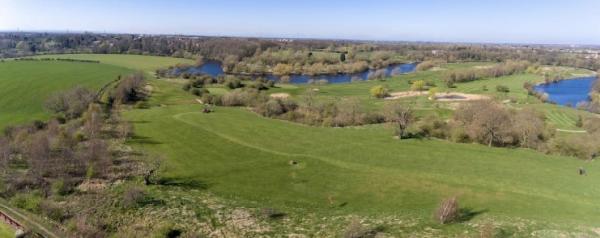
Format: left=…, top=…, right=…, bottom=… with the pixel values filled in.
left=1, top=0, right=600, bottom=44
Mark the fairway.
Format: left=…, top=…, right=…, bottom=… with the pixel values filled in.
left=33, top=54, right=195, bottom=73
left=0, top=60, right=131, bottom=128
left=125, top=103, right=598, bottom=228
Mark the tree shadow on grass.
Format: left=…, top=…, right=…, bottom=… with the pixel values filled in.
left=128, top=120, right=151, bottom=124
left=128, top=134, right=163, bottom=145
left=456, top=208, right=488, bottom=223
left=157, top=177, right=211, bottom=190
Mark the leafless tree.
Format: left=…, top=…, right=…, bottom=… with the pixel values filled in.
left=384, top=102, right=414, bottom=139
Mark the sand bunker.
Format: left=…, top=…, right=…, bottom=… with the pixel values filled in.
left=434, top=92, right=490, bottom=101
left=270, top=93, right=290, bottom=99
left=386, top=91, right=489, bottom=102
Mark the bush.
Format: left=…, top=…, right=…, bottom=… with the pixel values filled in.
left=496, top=85, right=510, bottom=93
left=435, top=197, right=459, bottom=224
left=343, top=218, right=373, bottom=238
left=182, top=83, right=192, bottom=91
left=51, top=179, right=73, bottom=196
left=10, top=192, right=42, bottom=212
left=224, top=78, right=243, bottom=89
left=134, top=101, right=151, bottom=109
left=191, top=88, right=209, bottom=97
left=122, top=186, right=147, bottom=209
left=410, top=80, right=426, bottom=91
left=40, top=201, right=67, bottom=222
left=369, top=85, right=389, bottom=98
left=201, top=94, right=222, bottom=105
left=154, top=223, right=182, bottom=238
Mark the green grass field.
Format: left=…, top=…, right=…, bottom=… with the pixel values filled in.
left=0, top=60, right=132, bottom=129
left=10, top=54, right=599, bottom=235
left=125, top=103, right=598, bottom=231
left=33, top=54, right=194, bottom=73
left=0, top=223, right=14, bottom=238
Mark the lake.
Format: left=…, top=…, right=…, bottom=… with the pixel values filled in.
left=534, top=76, right=596, bottom=107
left=172, top=61, right=417, bottom=84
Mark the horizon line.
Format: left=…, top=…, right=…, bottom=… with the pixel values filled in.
left=1, top=29, right=599, bottom=48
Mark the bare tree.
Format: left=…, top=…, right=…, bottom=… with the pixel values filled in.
left=455, top=101, right=512, bottom=147
left=384, top=102, right=414, bottom=139
left=513, top=108, right=546, bottom=148
left=83, top=104, right=104, bottom=139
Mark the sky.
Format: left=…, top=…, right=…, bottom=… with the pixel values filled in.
left=1, top=0, right=600, bottom=45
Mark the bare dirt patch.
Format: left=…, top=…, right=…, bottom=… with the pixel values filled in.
left=270, top=93, right=290, bottom=99
left=385, top=91, right=428, bottom=99
left=386, top=91, right=490, bottom=102
left=434, top=92, right=490, bottom=102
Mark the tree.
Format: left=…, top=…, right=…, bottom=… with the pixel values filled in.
left=272, top=63, right=293, bottom=76
left=45, top=87, right=96, bottom=119
left=384, top=102, right=414, bottom=139
left=340, top=53, right=346, bottom=62
left=455, top=101, right=512, bottom=147
left=113, top=72, right=146, bottom=104
left=370, top=85, right=389, bottom=99
left=435, top=197, right=459, bottom=224
left=83, top=104, right=103, bottom=139
left=513, top=108, right=546, bottom=149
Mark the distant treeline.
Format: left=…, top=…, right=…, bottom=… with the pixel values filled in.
left=1, top=32, right=599, bottom=71
left=14, top=57, right=100, bottom=63
left=442, top=60, right=531, bottom=86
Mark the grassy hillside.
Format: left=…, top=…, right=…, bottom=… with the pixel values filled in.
left=32, top=54, right=194, bottom=73
left=125, top=103, right=598, bottom=232
left=13, top=54, right=598, bottom=234
left=0, top=60, right=132, bottom=129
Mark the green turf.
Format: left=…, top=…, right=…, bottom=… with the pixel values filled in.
left=0, top=222, right=13, bottom=238
left=124, top=100, right=599, bottom=230
left=32, top=54, right=194, bottom=73
left=8, top=54, right=598, bottom=233
left=0, top=60, right=132, bottom=129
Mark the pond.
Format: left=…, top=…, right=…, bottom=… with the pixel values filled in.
left=172, top=61, right=417, bottom=84
left=172, top=60, right=224, bottom=77
left=533, top=76, right=596, bottom=107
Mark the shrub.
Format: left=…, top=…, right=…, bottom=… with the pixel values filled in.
left=191, top=88, right=209, bottom=97
left=154, top=223, right=182, bottom=238
left=201, top=94, right=222, bottom=105
left=134, top=101, right=151, bottom=109
left=10, top=192, right=42, bottom=212
left=45, top=86, right=96, bottom=119
left=224, top=78, right=243, bottom=89
left=411, top=80, right=426, bottom=91
left=182, top=83, right=192, bottom=91
left=370, top=85, right=389, bottom=98
left=122, top=186, right=147, bottom=209
left=435, top=197, right=459, bottom=224
left=496, top=85, right=510, bottom=93
left=51, top=179, right=72, bottom=196
left=40, top=201, right=67, bottom=222
left=343, top=218, right=372, bottom=238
